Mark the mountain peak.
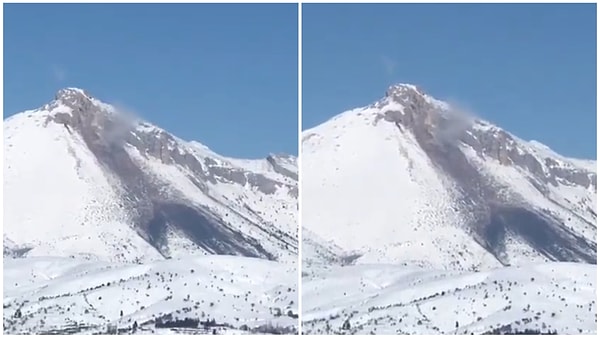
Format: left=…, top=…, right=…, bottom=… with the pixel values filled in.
left=55, top=87, right=92, bottom=102
left=51, top=87, right=101, bottom=114
left=385, top=83, right=424, bottom=98
left=379, top=83, right=450, bottom=115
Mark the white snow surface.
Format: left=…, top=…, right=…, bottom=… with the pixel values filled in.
left=4, top=255, right=298, bottom=335
left=302, top=262, right=596, bottom=335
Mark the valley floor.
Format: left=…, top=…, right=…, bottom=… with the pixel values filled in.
left=3, top=255, right=298, bottom=335
left=302, top=262, right=596, bottom=335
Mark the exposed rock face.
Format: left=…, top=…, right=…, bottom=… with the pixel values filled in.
left=36, top=88, right=297, bottom=261
left=267, top=154, right=298, bottom=180
left=381, top=84, right=596, bottom=190
left=377, top=84, right=596, bottom=265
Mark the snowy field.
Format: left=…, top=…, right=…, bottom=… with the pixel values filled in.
left=302, top=262, right=596, bottom=335
left=3, top=255, right=298, bottom=335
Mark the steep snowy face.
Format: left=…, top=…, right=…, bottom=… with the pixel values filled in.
left=4, top=88, right=298, bottom=263
left=302, top=84, right=596, bottom=270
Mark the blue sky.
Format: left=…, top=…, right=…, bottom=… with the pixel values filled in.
left=4, top=3, right=298, bottom=158
left=303, top=3, right=597, bottom=159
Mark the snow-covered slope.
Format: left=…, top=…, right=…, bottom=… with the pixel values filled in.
left=301, top=228, right=356, bottom=267
left=302, top=262, right=596, bottom=335
left=3, top=255, right=298, bottom=335
left=302, top=83, right=596, bottom=270
left=4, top=88, right=298, bottom=263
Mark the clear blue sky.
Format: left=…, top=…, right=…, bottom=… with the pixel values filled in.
left=4, top=3, right=298, bottom=158
left=303, top=3, right=597, bottom=159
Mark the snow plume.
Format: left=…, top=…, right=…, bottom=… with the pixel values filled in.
left=94, top=102, right=141, bottom=148
left=432, top=97, right=478, bottom=146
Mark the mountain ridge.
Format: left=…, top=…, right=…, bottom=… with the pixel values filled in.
left=4, top=88, right=298, bottom=264
left=302, top=83, right=596, bottom=271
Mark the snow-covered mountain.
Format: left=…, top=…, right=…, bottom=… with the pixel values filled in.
left=4, top=88, right=298, bottom=264
left=301, top=83, right=596, bottom=335
left=3, top=88, right=298, bottom=334
left=302, top=83, right=596, bottom=271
